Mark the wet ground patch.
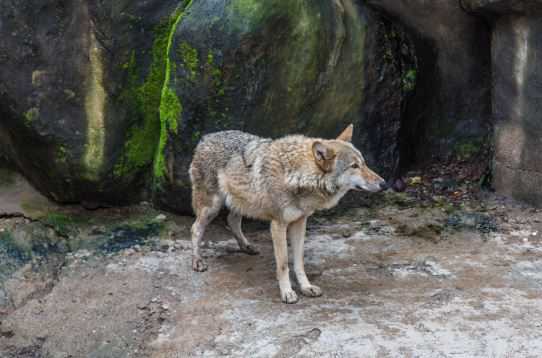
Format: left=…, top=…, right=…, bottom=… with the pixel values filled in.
left=96, top=220, right=163, bottom=253
left=446, top=211, right=497, bottom=233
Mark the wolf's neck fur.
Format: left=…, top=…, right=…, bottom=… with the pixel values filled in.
left=285, top=171, right=339, bottom=197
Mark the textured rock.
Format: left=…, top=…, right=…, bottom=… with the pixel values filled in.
left=150, top=0, right=412, bottom=212
left=0, top=0, right=410, bottom=213
left=0, top=0, right=185, bottom=205
left=365, top=0, right=492, bottom=168
left=461, top=1, right=542, bottom=205
left=490, top=17, right=542, bottom=204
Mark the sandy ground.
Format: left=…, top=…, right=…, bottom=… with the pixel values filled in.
left=0, top=170, right=541, bottom=358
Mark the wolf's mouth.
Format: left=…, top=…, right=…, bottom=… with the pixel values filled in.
left=354, top=185, right=364, bottom=191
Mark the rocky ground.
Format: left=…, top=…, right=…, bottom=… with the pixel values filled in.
left=1, top=166, right=541, bottom=358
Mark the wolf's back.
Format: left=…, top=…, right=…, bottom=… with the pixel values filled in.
left=189, top=130, right=261, bottom=192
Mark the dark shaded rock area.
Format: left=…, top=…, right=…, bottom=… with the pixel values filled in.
left=155, top=0, right=416, bottom=212
left=366, top=0, right=492, bottom=169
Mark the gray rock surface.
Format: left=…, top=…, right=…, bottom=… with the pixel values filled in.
left=492, top=17, right=542, bottom=205
left=461, top=2, right=542, bottom=206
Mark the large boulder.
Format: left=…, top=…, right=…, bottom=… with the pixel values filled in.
left=0, top=0, right=186, bottom=205
left=0, top=0, right=412, bottom=213
left=153, top=0, right=414, bottom=212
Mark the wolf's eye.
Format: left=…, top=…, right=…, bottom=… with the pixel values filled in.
left=351, top=163, right=359, bottom=169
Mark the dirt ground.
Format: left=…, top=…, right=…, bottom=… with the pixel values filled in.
left=0, top=168, right=541, bottom=358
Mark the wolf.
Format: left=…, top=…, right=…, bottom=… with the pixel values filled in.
left=189, top=124, right=387, bottom=303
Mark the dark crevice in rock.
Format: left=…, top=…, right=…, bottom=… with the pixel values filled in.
left=365, top=0, right=493, bottom=175
left=396, top=33, right=438, bottom=173
left=362, top=10, right=419, bottom=178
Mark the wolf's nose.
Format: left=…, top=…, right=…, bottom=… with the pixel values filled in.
left=379, top=181, right=389, bottom=191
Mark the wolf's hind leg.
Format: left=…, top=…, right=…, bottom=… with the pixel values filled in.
left=227, top=212, right=259, bottom=255
left=191, top=195, right=223, bottom=272
left=289, top=217, right=322, bottom=297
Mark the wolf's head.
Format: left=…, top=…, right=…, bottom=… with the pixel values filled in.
left=312, top=124, right=387, bottom=193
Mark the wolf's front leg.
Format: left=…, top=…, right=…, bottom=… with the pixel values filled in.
left=289, top=217, right=322, bottom=297
left=271, top=220, right=298, bottom=304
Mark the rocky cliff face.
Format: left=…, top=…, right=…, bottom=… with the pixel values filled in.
left=3, top=0, right=541, bottom=210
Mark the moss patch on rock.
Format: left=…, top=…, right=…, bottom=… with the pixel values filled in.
left=23, top=107, right=39, bottom=127
left=177, top=42, right=199, bottom=81
left=153, top=1, right=193, bottom=182
left=455, top=139, right=483, bottom=161
left=114, top=1, right=193, bottom=183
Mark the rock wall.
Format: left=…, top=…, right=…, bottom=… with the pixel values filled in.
left=365, top=0, right=492, bottom=169
left=153, top=0, right=414, bottom=212
left=0, top=0, right=185, bottom=206
left=0, top=0, right=412, bottom=213
left=462, top=0, right=542, bottom=205
left=7, top=0, right=542, bottom=210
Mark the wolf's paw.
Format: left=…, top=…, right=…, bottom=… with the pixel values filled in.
left=192, top=257, right=208, bottom=272
left=301, top=284, right=322, bottom=297
left=281, top=289, right=299, bottom=304
left=241, top=244, right=259, bottom=256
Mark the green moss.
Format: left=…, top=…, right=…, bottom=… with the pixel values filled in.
left=206, top=51, right=223, bottom=93
left=56, top=145, right=68, bottom=164
left=23, top=107, right=39, bottom=126
left=153, top=1, right=194, bottom=182
left=455, top=139, right=482, bottom=161
left=114, top=2, right=193, bottom=180
left=402, top=69, right=416, bottom=92
left=191, top=130, right=201, bottom=143
left=43, top=213, right=75, bottom=237
left=177, top=42, right=199, bottom=80
left=114, top=42, right=164, bottom=177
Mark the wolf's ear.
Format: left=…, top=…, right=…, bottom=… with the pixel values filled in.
left=312, top=141, right=336, bottom=173
left=336, top=124, right=353, bottom=142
